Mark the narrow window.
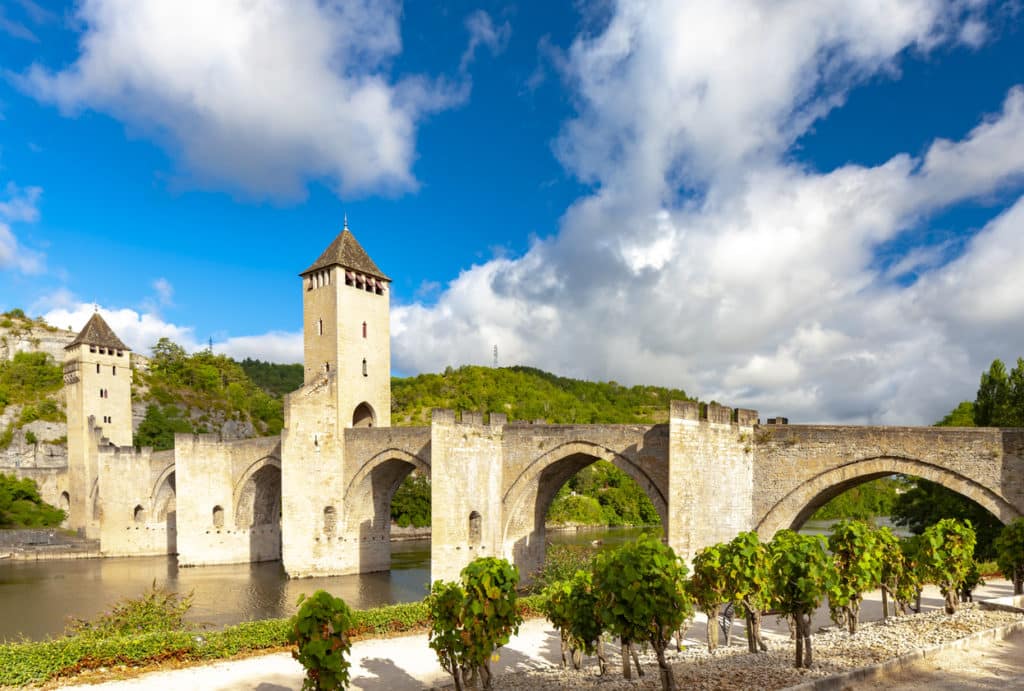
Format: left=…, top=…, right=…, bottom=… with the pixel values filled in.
left=323, top=506, right=337, bottom=536
left=469, top=511, right=482, bottom=544
left=134, top=505, right=146, bottom=524
left=89, top=346, right=97, bottom=353
left=362, top=358, right=367, bottom=377
left=96, top=363, right=101, bottom=374
left=325, top=362, right=330, bottom=373
left=112, top=366, right=116, bottom=376
left=362, top=321, right=367, bottom=338
left=212, top=505, right=224, bottom=529
left=318, top=318, right=323, bottom=336
left=117, top=350, right=123, bottom=357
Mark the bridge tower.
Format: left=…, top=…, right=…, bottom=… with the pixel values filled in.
left=282, top=220, right=393, bottom=577
left=300, top=218, right=392, bottom=429
left=63, top=312, right=132, bottom=538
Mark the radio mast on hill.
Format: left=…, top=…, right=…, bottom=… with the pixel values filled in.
left=493, top=344, right=498, bottom=368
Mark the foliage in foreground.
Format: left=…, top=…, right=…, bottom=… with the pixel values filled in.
left=0, top=584, right=544, bottom=687
left=768, top=530, right=837, bottom=669
left=593, top=534, right=692, bottom=691
left=827, top=520, right=883, bottom=634
left=0, top=473, right=65, bottom=528
left=917, top=518, right=978, bottom=614
left=289, top=590, right=354, bottom=691
left=541, top=569, right=608, bottom=674
left=427, top=557, right=523, bottom=691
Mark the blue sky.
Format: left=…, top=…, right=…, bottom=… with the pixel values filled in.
left=1, top=1, right=1023, bottom=425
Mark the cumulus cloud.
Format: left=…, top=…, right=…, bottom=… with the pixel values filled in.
left=44, top=301, right=302, bottom=363
left=21, top=0, right=464, bottom=199
left=0, top=182, right=44, bottom=274
left=392, top=0, right=1024, bottom=425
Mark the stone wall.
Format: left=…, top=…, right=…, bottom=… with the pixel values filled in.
left=175, top=434, right=281, bottom=566
left=97, top=445, right=176, bottom=556
left=430, top=410, right=504, bottom=582
left=667, top=401, right=757, bottom=562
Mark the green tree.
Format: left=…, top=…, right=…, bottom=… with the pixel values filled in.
left=426, top=557, right=522, bottom=691
left=288, top=590, right=354, bottom=691
left=688, top=543, right=729, bottom=652
left=975, top=359, right=1012, bottom=426
left=876, top=527, right=919, bottom=618
left=134, top=404, right=195, bottom=451
left=0, top=474, right=65, bottom=527
left=390, top=472, right=430, bottom=527
left=592, top=534, right=693, bottom=690
left=917, top=518, right=977, bottom=614
left=937, top=401, right=976, bottom=427
left=892, top=478, right=1002, bottom=560
left=994, top=518, right=1024, bottom=595
left=768, top=530, right=837, bottom=668
left=541, top=570, right=608, bottom=673
left=719, top=531, right=772, bottom=654
left=827, top=520, right=883, bottom=634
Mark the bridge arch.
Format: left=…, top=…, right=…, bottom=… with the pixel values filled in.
left=755, top=455, right=1022, bottom=538
left=502, top=440, right=667, bottom=576
left=151, top=466, right=177, bottom=553
left=341, top=448, right=430, bottom=572
left=232, top=455, right=282, bottom=562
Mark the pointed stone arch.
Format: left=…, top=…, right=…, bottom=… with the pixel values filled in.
left=352, top=402, right=376, bottom=428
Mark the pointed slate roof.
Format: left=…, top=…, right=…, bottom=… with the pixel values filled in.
left=66, top=312, right=130, bottom=351
left=301, top=227, right=390, bottom=281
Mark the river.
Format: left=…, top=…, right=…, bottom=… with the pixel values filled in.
left=0, top=520, right=914, bottom=642
left=0, top=526, right=650, bottom=642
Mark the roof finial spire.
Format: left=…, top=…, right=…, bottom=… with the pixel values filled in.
left=343, top=213, right=348, bottom=231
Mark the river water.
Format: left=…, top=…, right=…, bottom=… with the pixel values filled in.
left=0, top=520, right=914, bottom=642
left=0, top=526, right=649, bottom=642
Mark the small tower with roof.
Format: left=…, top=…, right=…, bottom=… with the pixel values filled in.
left=300, top=219, right=391, bottom=428
left=63, top=312, right=133, bottom=536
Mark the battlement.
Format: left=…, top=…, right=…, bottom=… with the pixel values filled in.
left=431, top=408, right=508, bottom=427
left=670, top=399, right=759, bottom=426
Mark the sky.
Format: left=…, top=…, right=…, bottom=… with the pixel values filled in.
left=1, top=0, right=1023, bottom=425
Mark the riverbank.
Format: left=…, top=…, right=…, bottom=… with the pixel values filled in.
left=41, top=580, right=1022, bottom=691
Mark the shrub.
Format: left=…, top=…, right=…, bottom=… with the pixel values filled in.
left=827, top=520, right=883, bottom=634
left=427, top=557, right=522, bottom=691
left=688, top=543, right=729, bottom=652
left=917, top=518, right=977, bottom=613
left=994, top=518, right=1024, bottom=595
left=528, top=543, right=597, bottom=593
left=768, top=530, right=837, bottom=668
left=289, top=590, right=354, bottom=691
left=67, top=582, right=193, bottom=638
left=593, top=534, right=692, bottom=690
left=719, top=531, right=772, bottom=653
left=541, top=570, right=607, bottom=673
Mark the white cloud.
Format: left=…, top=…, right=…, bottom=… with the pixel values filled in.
left=0, top=182, right=44, bottom=274
left=22, top=0, right=464, bottom=199
left=392, top=0, right=1024, bottom=425
left=460, top=10, right=512, bottom=72
left=43, top=301, right=302, bottom=363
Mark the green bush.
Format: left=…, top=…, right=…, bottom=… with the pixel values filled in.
left=768, top=530, right=837, bottom=669
left=688, top=542, right=729, bottom=652
left=918, top=518, right=977, bottom=614
left=427, top=557, right=522, bottom=691
left=593, top=534, right=692, bottom=689
left=718, top=531, right=773, bottom=653
left=0, top=473, right=65, bottom=527
left=541, top=570, right=607, bottom=673
left=827, top=520, right=883, bottom=634
left=527, top=543, right=597, bottom=594
left=289, top=591, right=354, bottom=691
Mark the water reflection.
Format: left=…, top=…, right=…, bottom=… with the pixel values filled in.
left=0, top=527, right=653, bottom=642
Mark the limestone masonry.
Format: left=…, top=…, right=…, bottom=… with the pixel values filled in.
left=12, top=223, right=1024, bottom=581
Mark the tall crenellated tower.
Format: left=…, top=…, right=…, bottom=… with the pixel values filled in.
left=300, top=220, right=391, bottom=429
left=63, top=312, right=133, bottom=537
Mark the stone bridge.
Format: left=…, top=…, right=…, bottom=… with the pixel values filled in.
left=88, top=401, right=1024, bottom=582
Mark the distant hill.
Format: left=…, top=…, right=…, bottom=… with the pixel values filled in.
left=239, top=359, right=304, bottom=398
left=391, top=365, right=692, bottom=426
